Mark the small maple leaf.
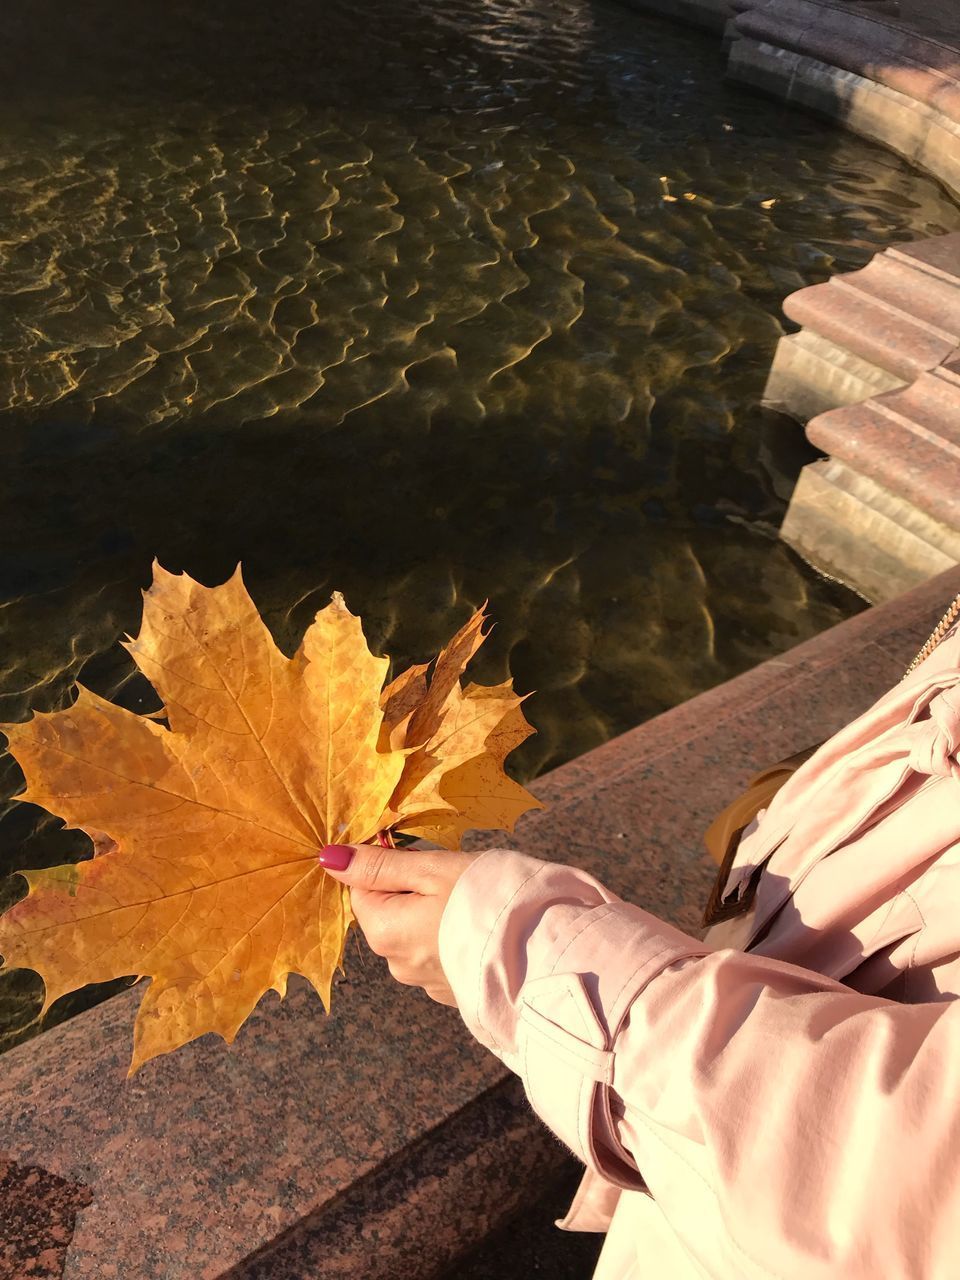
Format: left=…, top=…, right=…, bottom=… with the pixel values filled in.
left=0, top=565, right=541, bottom=1072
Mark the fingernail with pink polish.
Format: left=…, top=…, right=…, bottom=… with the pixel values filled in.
left=318, top=844, right=355, bottom=870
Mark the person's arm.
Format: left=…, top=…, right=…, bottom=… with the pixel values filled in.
left=438, top=849, right=960, bottom=1280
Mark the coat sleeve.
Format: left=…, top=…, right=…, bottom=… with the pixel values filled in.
left=438, top=849, right=960, bottom=1280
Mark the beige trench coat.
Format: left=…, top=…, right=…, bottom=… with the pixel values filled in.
left=438, top=621, right=960, bottom=1278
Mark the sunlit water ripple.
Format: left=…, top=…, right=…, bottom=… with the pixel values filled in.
left=1, top=0, right=959, bottom=1050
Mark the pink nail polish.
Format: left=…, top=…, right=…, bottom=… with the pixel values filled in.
left=318, top=844, right=355, bottom=870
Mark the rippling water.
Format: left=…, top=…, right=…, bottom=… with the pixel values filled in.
left=1, top=0, right=959, bottom=1051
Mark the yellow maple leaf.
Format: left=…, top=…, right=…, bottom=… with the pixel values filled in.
left=400, top=684, right=539, bottom=848
left=0, top=566, right=541, bottom=1072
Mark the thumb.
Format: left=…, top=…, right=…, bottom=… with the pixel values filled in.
left=317, top=843, right=433, bottom=893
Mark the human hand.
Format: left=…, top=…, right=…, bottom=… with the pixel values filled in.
left=317, top=843, right=478, bottom=1005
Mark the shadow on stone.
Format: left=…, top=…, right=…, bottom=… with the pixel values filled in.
left=452, top=1161, right=605, bottom=1280
left=0, top=1157, right=93, bottom=1280
left=221, top=1079, right=569, bottom=1280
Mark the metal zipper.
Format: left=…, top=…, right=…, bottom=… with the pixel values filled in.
left=902, top=591, right=960, bottom=679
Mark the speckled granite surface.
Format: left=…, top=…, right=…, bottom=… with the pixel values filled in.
left=2, top=564, right=959, bottom=1279
left=0, top=1158, right=92, bottom=1280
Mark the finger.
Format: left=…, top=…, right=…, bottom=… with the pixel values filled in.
left=387, top=961, right=418, bottom=986
left=425, top=986, right=457, bottom=1007
left=317, top=843, right=439, bottom=894
left=349, top=885, right=418, bottom=945
left=349, top=884, right=428, bottom=957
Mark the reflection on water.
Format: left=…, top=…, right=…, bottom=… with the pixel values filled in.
left=1, top=0, right=959, bottom=1050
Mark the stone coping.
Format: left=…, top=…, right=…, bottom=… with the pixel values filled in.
left=3, top=564, right=960, bottom=1278
left=624, top=0, right=960, bottom=196
left=779, top=235, right=960, bottom=528
left=779, top=458, right=960, bottom=602
left=806, top=362, right=960, bottom=530
left=732, top=0, right=960, bottom=125
left=782, top=237, right=960, bottom=385
left=768, top=232, right=960, bottom=600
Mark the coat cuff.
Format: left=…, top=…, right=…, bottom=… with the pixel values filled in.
left=438, top=849, right=711, bottom=1184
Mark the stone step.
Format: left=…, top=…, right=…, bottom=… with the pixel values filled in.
left=784, top=283, right=954, bottom=383
left=877, top=359, right=960, bottom=441
left=782, top=238, right=960, bottom=384
left=838, top=252, right=960, bottom=343
left=780, top=459, right=960, bottom=601
left=764, top=329, right=907, bottom=423
left=773, top=231, right=960, bottom=600
left=891, top=234, right=960, bottom=285
left=805, top=361, right=960, bottom=530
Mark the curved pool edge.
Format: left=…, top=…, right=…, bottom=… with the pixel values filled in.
left=617, top=0, right=960, bottom=196
left=620, top=0, right=960, bottom=603
left=727, top=1, right=960, bottom=202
